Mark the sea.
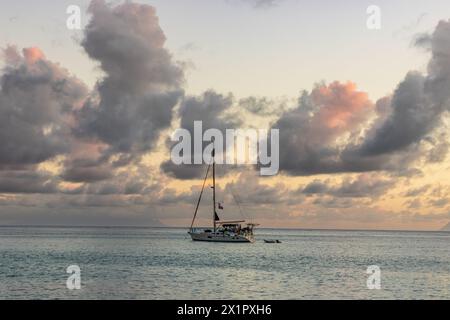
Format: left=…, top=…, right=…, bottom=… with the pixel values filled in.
left=1, top=226, right=450, bottom=300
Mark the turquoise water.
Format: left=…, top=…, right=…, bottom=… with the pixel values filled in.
left=1, top=226, right=450, bottom=300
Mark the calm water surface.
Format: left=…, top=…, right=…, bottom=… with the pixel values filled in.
left=1, top=227, right=450, bottom=299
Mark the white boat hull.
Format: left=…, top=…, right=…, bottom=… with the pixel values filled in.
left=189, top=231, right=254, bottom=243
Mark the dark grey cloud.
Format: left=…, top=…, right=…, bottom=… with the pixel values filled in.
left=75, top=0, right=184, bottom=164
left=0, top=46, right=87, bottom=167
left=0, top=46, right=89, bottom=196
left=162, top=90, right=242, bottom=179
left=1, top=0, right=186, bottom=192
left=155, top=187, right=200, bottom=205
left=312, top=197, right=354, bottom=209
left=161, top=162, right=207, bottom=180
left=178, top=91, right=239, bottom=138
left=223, top=172, right=288, bottom=205
left=404, top=185, right=431, bottom=197
left=302, top=180, right=328, bottom=195
left=429, top=198, right=450, bottom=208
left=330, top=175, right=395, bottom=198
left=358, top=72, right=430, bottom=155
left=427, top=135, right=449, bottom=163
left=60, top=159, right=113, bottom=183
left=142, top=171, right=288, bottom=208
left=426, top=20, right=450, bottom=107
left=406, top=198, right=422, bottom=209
left=414, top=33, right=432, bottom=48
left=0, top=170, right=58, bottom=194
left=67, top=168, right=157, bottom=196
left=273, top=82, right=378, bottom=175
left=300, top=174, right=395, bottom=198
left=274, top=20, right=450, bottom=176
left=239, top=96, right=288, bottom=117
left=358, top=20, right=450, bottom=158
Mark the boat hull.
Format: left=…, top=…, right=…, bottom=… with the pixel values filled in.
left=189, top=231, right=254, bottom=243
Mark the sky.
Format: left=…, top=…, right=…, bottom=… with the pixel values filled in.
left=1, top=0, right=450, bottom=230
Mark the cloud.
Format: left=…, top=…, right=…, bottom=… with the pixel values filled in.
left=230, top=0, right=282, bottom=8
left=359, top=21, right=450, bottom=157
left=273, top=81, right=375, bottom=175
left=312, top=196, right=354, bottom=209
left=428, top=140, right=449, bottom=163
left=2, top=2, right=450, bottom=229
left=404, top=185, right=431, bottom=197
left=161, top=90, right=242, bottom=179
left=63, top=166, right=158, bottom=196
left=134, top=170, right=288, bottom=208
left=302, top=180, right=328, bottom=195
left=224, top=172, right=289, bottom=204
left=1, top=0, right=186, bottom=191
left=359, top=72, right=430, bottom=155
left=274, top=20, right=450, bottom=176
left=0, top=46, right=87, bottom=167
left=300, top=174, right=395, bottom=198
left=239, top=96, right=288, bottom=117
left=406, top=198, right=422, bottom=209
left=0, top=45, right=89, bottom=196
left=75, top=0, right=184, bottom=163
left=429, top=198, right=449, bottom=208
left=60, top=158, right=113, bottom=183
left=330, top=174, right=395, bottom=198
left=0, top=170, right=59, bottom=194
left=246, top=0, right=280, bottom=8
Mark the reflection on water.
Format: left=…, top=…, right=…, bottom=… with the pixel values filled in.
left=1, top=226, right=450, bottom=299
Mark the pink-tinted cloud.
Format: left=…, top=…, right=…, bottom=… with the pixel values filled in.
left=311, top=81, right=372, bottom=133
left=22, top=47, right=45, bottom=64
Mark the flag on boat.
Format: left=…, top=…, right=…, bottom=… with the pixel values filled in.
left=214, top=212, right=220, bottom=221
left=218, top=203, right=224, bottom=210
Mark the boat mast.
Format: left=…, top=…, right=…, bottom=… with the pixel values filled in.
left=212, top=148, right=217, bottom=233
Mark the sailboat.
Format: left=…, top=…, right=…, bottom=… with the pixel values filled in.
left=188, top=149, right=258, bottom=243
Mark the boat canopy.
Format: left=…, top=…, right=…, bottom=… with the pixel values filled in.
left=216, top=220, right=246, bottom=225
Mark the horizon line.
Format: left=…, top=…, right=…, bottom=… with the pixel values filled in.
left=0, top=224, right=446, bottom=233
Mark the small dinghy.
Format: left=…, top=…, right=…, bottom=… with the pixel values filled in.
left=264, top=239, right=282, bottom=244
